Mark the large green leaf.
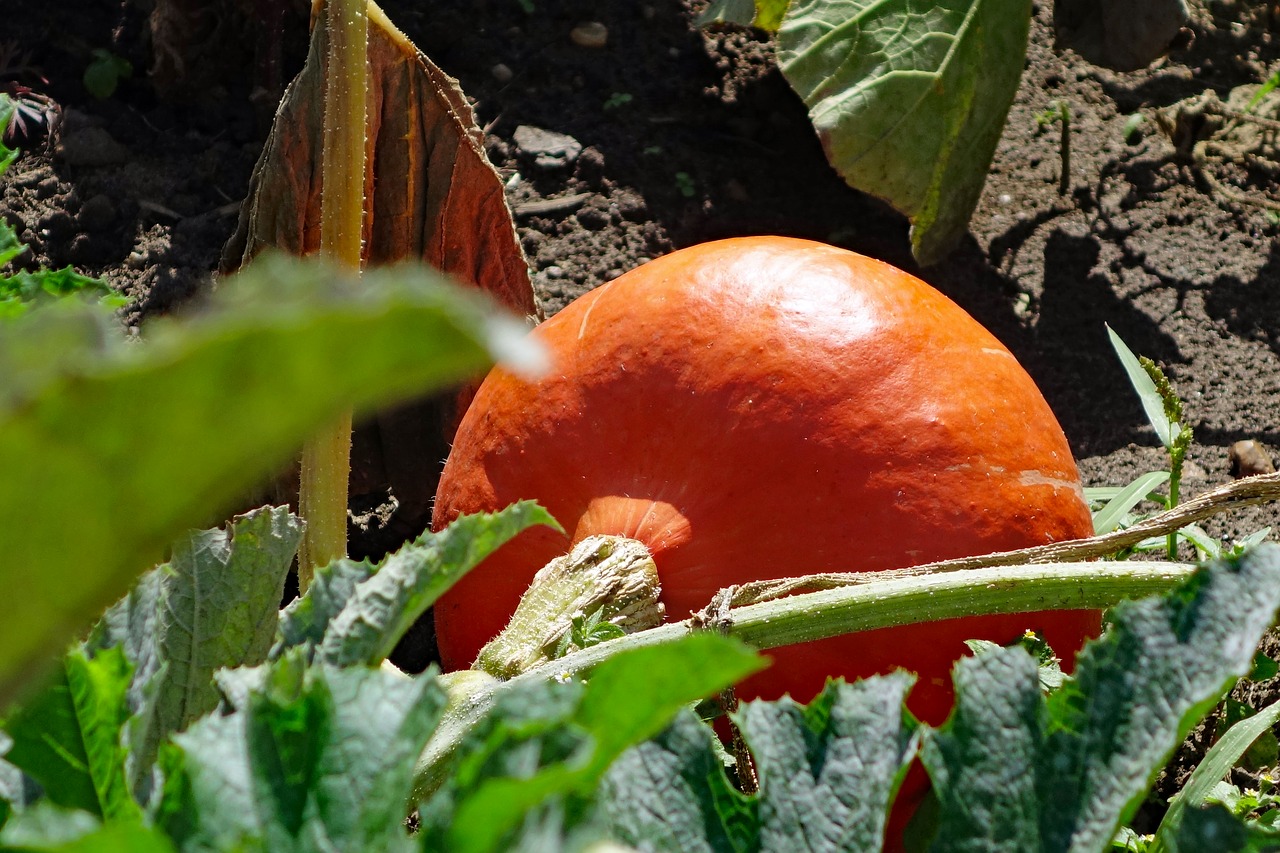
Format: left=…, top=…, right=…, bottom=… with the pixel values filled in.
left=0, top=254, right=542, bottom=708
left=419, top=633, right=765, bottom=853
left=602, top=673, right=918, bottom=852
left=86, top=507, right=302, bottom=787
left=156, top=654, right=445, bottom=853
left=278, top=502, right=559, bottom=667
left=777, top=0, right=1031, bottom=264
left=740, top=673, right=919, bottom=851
left=923, top=545, right=1280, bottom=852
left=2, top=648, right=138, bottom=822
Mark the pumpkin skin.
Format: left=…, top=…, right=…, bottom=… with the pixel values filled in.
left=432, top=236, right=1098, bottom=724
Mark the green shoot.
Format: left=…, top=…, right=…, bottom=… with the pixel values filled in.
left=1106, top=326, right=1194, bottom=559
left=82, top=49, right=133, bottom=100
left=1247, top=67, right=1280, bottom=114
left=1150, top=698, right=1280, bottom=851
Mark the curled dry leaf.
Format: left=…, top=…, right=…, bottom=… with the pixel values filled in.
left=221, top=0, right=537, bottom=541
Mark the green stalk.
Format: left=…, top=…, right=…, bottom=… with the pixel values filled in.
left=298, top=0, right=368, bottom=588
left=542, top=560, right=1189, bottom=673
left=412, top=558, right=1194, bottom=801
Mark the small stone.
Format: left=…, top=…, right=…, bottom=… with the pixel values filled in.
left=544, top=265, right=565, bottom=279
left=491, top=63, right=514, bottom=83
left=39, top=210, right=75, bottom=239
left=56, top=126, right=129, bottom=167
left=69, top=233, right=106, bottom=266
left=575, top=146, right=606, bottom=185
left=78, top=194, right=117, bottom=232
left=513, top=125, right=583, bottom=170
left=570, top=22, right=608, bottom=48
left=576, top=205, right=610, bottom=231
left=1230, top=440, right=1275, bottom=478
left=615, top=191, right=647, bottom=221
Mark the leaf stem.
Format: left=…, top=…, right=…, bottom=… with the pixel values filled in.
left=298, top=0, right=368, bottom=588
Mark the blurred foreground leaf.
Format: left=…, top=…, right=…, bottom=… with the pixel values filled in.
left=0, top=254, right=543, bottom=708
left=2, top=648, right=138, bottom=822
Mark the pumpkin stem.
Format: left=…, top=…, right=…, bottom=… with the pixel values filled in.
left=473, top=535, right=665, bottom=680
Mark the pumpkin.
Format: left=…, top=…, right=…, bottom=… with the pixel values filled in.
left=432, top=235, right=1098, bottom=726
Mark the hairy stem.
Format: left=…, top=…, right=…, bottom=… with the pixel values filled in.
left=413, top=556, right=1197, bottom=803
left=298, top=0, right=368, bottom=588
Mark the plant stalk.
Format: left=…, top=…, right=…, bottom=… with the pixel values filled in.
left=298, top=0, right=368, bottom=588
left=413, top=557, right=1196, bottom=802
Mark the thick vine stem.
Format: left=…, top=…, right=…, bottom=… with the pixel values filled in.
left=473, top=535, right=664, bottom=679
left=413, top=556, right=1203, bottom=803
left=722, top=471, right=1280, bottom=607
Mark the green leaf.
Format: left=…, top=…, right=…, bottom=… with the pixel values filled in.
left=0, top=804, right=173, bottom=852
left=0, top=268, right=120, bottom=315
left=87, top=507, right=302, bottom=784
left=923, top=545, right=1280, bottom=852
left=0, top=221, right=26, bottom=269
left=422, top=633, right=765, bottom=853
left=82, top=50, right=132, bottom=101
left=157, top=655, right=445, bottom=853
left=1107, top=325, right=1175, bottom=449
left=695, top=0, right=789, bottom=30
left=601, top=710, right=758, bottom=852
left=776, top=0, right=1031, bottom=264
left=1154, top=698, right=1280, bottom=851
left=310, top=502, right=560, bottom=666
left=740, top=673, right=919, bottom=851
left=2, top=648, right=139, bottom=822
left=276, top=561, right=377, bottom=657
left=1092, top=471, right=1171, bottom=534
left=1251, top=651, right=1280, bottom=682
left=601, top=674, right=919, bottom=852
left=0, top=96, right=16, bottom=174
left=0, top=253, right=543, bottom=708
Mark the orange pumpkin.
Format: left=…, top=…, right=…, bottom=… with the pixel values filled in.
left=432, top=235, right=1097, bottom=726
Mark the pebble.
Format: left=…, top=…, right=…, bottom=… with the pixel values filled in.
left=570, top=22, right=608, bottom=48
left=56, top=126, right=129, bottom=167
left=615, top=191, right=647, bottom=221
left=491, top=63, right=514, bottom=83
left=576, top=205, right=610, bottom=231
left=1229, top=440, right=1275, bottom=478
left=513, top=125, right=583, bottom=170
left=78, top=194, right=117, bottom=232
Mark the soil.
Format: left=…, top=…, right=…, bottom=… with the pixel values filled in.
left=7, top=0, right=1280, bottom=824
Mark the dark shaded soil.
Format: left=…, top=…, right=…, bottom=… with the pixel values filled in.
left=7, top=0, right=1280, bottom=821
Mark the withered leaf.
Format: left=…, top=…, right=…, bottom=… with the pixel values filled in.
left=222, top=1, right=538, bottom=548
